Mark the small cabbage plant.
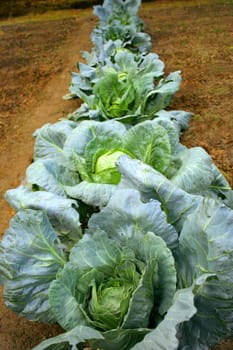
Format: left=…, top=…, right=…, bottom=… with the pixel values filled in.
left=66, top=50, right=181, bottom=123
left=65, top=50, right=164, bottom=101
left=93, top=0, right=144, bottom=29
left=91, top=23, right=151, bottom=54
left=92, top=0, right=151, bottom=53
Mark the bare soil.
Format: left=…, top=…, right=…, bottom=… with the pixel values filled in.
left=0, top=0, right=101, bottom=18
left=0, top=1, right=232, bottom=349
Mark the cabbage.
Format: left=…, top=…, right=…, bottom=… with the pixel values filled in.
left=67, top=51, right=181, bottom=124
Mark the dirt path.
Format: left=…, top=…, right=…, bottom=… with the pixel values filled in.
left=0, top=1, right=233, bottom=349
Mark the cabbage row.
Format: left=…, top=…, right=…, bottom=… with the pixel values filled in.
left=1, top=1, right=233, bottom=350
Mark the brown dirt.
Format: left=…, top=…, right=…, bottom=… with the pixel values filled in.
left=0, top=1, right=232, bottom=349
left=0, top=0, right=101, bottom=18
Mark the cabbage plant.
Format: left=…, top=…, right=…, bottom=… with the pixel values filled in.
left=3, top=188, right=232, bottom=350
left=91, top=23, right=151, bottom=54
left=91, top=0, right=151, bottom=53
left=0, top=189, right=198, bottom=350
left=67, top=50, right=181, bottom=123
left=4, top=113, right=188, bottom=209
left=65, top=50, right=164, bottom=101
left=93, top=0, right=144, bottom=29
left=35, top=117, right=232, bottom=201
left=64, top=0, right=153, bottom=105
left=5, top=112, right=231, bottom=214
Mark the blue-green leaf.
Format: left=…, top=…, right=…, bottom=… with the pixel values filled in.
left=92, top=328, right=149, bottom=350
left=26, top=159, right=80, bottom=197
left=0, top=210, right=66, bottom=323
left=123, top=122, right=171, bottom=174
left=4, top=186, right=82, bottom=245
left=117, top=156, right=202, bottom=232
left=31, top=325, right=103, bottom=350
left=124, top=232, right=177, bottom=320
left=130, top=288, right=196, bottom=350
left=88, top=189, right=178, bottom=249
left=155, top=109, right=192, bottom=134
left=34, top=120, right=77, bottom=164
left=64, top=181, right=115, bottom=207
left=171, top=147, right=215, bottom=194
left=177, top=199, right=233, bottom=348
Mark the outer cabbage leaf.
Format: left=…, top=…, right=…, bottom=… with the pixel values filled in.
left=31, top=325, right=104, bottom=350
left=33, top=120, right=77, bottom=164
left=151, top=113, right=181, bottom=152
left=130, top=288, right=196, bottom=350
left=4, top=186, right=82, bottom=246
left=138, top=53, right=164, bottom=78
left=26, top=159, right=80, bottom=197
left=223, top=190, right=233, bottom=209
left=117, top=155, right=232, bottom=228
left=170, top=147, right=215, bottom=194
left=90, top=39, right=125, bottom=66
left=210, top=163, right=232, bottom=200
left=88, top=189, right=178, bottom=249
left=177, top=199, right=233, bottom=349
left=155, top=109, right=192, bottom=134
left=90, top=328, right=150, bottom=350
left=32, top=326, right=148, bottom=350
left=64, top=181, right=115, bottom=207
left=123, top=121, right=171, bottom=174
left=141, top=71, right=182, bottom=118
left=66, top=68, right=96, bottom=100
left=0, top=209, right=66, bottom=323
left=80, top=38, right=126, bottom=67
left=117, top=156, right=202, bottom=232
left=64, top=62, right=97, bottom=100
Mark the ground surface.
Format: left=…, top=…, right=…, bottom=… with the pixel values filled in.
left=0, top=0, right=101, bottom=18
left=0, top=0, right=232, bottom=349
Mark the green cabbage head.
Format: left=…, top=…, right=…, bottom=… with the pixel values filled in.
left=88, top=260, right=140, bottom=330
